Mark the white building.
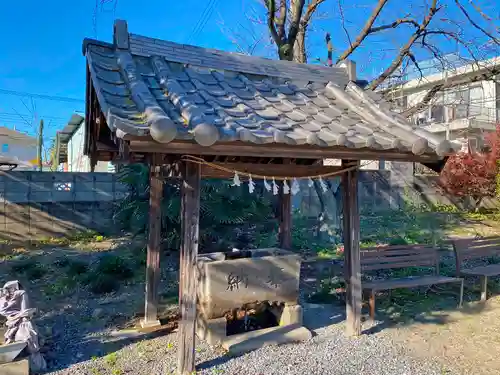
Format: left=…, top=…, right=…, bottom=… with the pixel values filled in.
left=0, top=126, right=38, bottom=169
left=381, top=55, right=499, bottom=152
left=55, top=114, right=114, bottom=172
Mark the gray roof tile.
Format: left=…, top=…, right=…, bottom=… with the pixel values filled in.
left=84, top=20, right=459, bottom=157
left=284, top=109, right=308, bottom=122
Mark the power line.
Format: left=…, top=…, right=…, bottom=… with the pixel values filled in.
left=186, top=0, right=218, bottom=44
left=0, top=88, right=84, bottom=103
left=186, top=0, right=213, bottom=44
left=0, top=112, right=66, bottom=121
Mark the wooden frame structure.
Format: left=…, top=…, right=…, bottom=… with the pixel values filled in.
left=82, top=20, right=457, bottom=374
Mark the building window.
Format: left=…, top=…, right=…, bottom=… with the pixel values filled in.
left=430, top=104, right=445, bottom=123
left=393, top=95, right=407, bottom=109
left=449, top=85, right=484, bottom=120
left=468, top=138, right=478, bottom=152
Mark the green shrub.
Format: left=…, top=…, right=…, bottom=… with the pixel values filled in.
left=95, top=255, right=134, bottom=280
left=67, top=230, right=101, bottom=242
left=88, top=274, right=120, bottom=294
left=67, top=260, right=89, bottom=276
left=130, top=246, right=147, bottom=267
left=10, top=259, right=47, bottom=280
left=53, top=257, right=71, bottom=268
left=306, top=277, right=345, bottom=303
left=43, top=276, right=78, bottom=296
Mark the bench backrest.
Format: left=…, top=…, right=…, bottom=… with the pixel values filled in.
left=361, top=245, right=440, bottom=273
left=453, top=236, right=500, bottom=272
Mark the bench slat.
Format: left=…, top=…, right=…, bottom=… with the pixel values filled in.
left=460, top=248, right=500, bottom=260
left=363, top=260, right=436, bottom=271
left=454, top=237, right=500, bottom=263
left=363, top=275, right=462, bottom=291
left=362, top=253, right=436, bottom=264
left=454, top=238, right=500, bottom=254
left=461, top=264, right=500, bottom=277
left=361, top=245, right=438, bottom=271
left=361, top=246, right=435, bottom=257
left=455, top=237, right=500, bottom=247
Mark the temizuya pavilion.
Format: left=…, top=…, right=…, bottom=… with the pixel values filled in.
left=82, top=20, right=457, bottom=375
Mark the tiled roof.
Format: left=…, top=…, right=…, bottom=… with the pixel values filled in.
left=83, top=20, right=457, bottom=157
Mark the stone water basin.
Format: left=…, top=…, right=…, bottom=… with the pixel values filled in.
left=196, top=248, right=301, bottom=319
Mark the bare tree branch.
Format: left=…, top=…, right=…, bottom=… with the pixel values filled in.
left=288, top=0, right=306, bottom=46
left=337, top=0, right=353, bottom=51
left=302, top=0, right=326, bottom=26
left=407, top=52, right=425, bottom=80
left=276, top=0, right=287, bottom=40
left=468, top=0, right=493, bottom=22
left=369, top=18, right=420, bottom=33
left=454, top=0, right=499, bottom=45
left=336, top=0, right=390, bottom=63
left=368, top=0, right=441, bottom=90
left=266, top=0, right=281, bottom=47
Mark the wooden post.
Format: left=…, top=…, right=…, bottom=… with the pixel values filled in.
left=177, top=161, right=201, bottom=375
left=341, top=160, right=362, bottom=336
left=142, top=164, right=163, bottom=328
left=278, top=182, right=292, bottom=249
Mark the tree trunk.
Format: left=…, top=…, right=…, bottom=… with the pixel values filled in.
left=293, top=28, right=307, bottom=63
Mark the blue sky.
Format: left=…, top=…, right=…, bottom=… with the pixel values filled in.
left=0, top=0, right=250, bottom=145
left=0, top=0, right=496, bottom=148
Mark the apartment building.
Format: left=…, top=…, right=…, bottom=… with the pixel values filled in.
left=381, top=54, right=499, bottom=152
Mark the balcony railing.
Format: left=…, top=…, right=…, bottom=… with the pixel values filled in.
left=413, top=105, right=498, bottom=126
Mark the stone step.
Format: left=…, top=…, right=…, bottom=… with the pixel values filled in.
left=222, top=324, right=312, bottom=356
left=0, top=359, right=29, bottom=375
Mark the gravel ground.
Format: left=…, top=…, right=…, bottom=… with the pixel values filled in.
left=46, top=304, right=455, bottom=375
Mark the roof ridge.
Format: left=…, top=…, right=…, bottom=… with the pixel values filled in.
left=102, top=19, right=348, bottom=84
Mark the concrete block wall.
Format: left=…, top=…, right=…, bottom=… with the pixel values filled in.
left=0, top=171, right=128, bottom=242
left=296, top=166, right=499, bottom=220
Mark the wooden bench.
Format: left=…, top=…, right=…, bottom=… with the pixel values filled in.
left=453, top=236, right=500, bottom=302
left=361, top=245, right=464, bottom=320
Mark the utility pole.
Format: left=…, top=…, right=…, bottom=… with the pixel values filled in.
left=38, top=119, right=43, bottom=171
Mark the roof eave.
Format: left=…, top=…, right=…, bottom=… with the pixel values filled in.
left=82, top=38, right=114, bottom=56
left=126, top=138, right=447, bottom=164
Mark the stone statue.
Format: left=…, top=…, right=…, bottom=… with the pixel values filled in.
left=0, top=280, right=46, bottom=371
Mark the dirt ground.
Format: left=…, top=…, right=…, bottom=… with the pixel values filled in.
left=3, top=216, right=500, bottom=374
left=391, top=296, right=500, bottom=375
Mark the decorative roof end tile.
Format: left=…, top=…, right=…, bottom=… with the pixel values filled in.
left=114, top=19, right=130, bottom=50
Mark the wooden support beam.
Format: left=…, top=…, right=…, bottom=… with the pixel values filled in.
left=341, top=159, right=362, bottom=336
left=278, top=181, right=292, bottom=250
left=177, top=161, right=201, bottom=375
left=129, top=140, right=445, bottom=163
left=142, top=164, right=163, bottom=328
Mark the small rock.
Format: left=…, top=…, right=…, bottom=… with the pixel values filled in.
left=92, top=308, right=105, bottom=319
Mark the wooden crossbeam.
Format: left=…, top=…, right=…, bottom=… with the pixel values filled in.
left=129, top=140, right=444, bottom=163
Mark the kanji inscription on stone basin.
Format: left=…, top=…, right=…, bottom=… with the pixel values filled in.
left=197, top=249, right=302, bottom=320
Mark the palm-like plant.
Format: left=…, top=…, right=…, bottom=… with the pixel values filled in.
left=115, top=164, right=276, bottom=252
